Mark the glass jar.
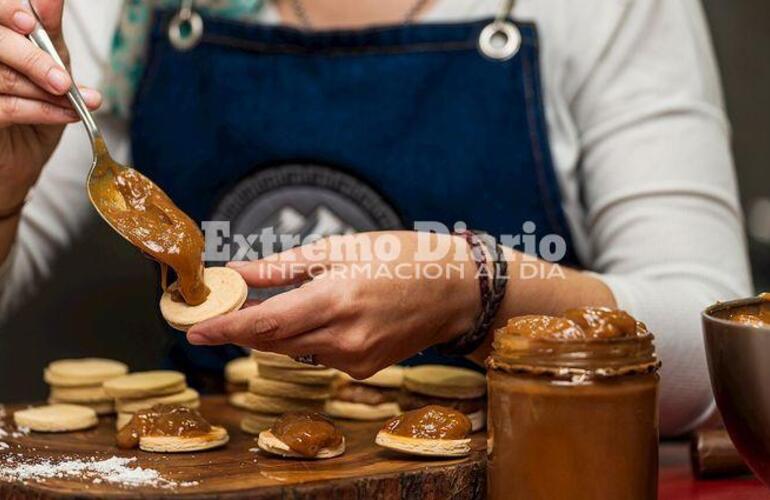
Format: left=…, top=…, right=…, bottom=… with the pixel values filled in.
left=487, top=328, right=660, bottom=500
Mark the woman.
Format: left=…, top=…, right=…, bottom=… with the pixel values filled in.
left=0, top=0, right=752, bottom=436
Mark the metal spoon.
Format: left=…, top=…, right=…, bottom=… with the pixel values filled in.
left=25, top=3, right=151, bottom=239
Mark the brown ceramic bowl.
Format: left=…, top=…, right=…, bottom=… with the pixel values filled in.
left=703, top=297, right=770, bottom=486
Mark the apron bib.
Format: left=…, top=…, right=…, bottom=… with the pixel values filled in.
left=130, top=8, right=579, bottom=387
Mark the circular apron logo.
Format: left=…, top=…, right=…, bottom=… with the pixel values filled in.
left=210, top=164, right=402, bottom=261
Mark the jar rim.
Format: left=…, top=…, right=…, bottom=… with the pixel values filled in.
left=489, top=332, right=659, bottom=380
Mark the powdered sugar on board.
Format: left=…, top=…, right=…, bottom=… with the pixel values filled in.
left=0, top=404, right=31, bottom=451
left=0, top=454, right=199, bottom=489
left=0, top=405, right=198, bottom=490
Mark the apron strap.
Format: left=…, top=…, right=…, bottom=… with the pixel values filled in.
left=496, top=0, right=517, bottom=22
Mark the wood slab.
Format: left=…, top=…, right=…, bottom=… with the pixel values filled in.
left=0, top=396, right=486, bottom=499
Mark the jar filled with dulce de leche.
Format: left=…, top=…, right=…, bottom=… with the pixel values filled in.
left=486, top=307, right=660, bottom=500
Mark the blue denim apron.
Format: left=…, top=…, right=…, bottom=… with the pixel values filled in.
left=130, top=9, right=579, bottom=389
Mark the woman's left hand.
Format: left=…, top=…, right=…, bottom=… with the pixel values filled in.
left=186, top=231, right=481, bottom=379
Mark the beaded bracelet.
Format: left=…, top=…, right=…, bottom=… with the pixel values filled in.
left=437, top=230, right=508, bottom=356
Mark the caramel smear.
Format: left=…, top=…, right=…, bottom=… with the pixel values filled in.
left=270, top=412, right=343, bottom=457
left=501, top=307, right=648, bottom=341
left=90, top=142, right=209, bottom=305
left=382, top=405, right=471, bottom=440
left=116, top=404, right=212, bottom=449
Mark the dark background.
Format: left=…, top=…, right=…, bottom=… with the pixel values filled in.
left=0, top=1, right=768, bottom=402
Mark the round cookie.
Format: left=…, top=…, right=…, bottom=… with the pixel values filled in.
left=250, top=350, right=326, bottom=370
left=248, top=376, right=331, bottom=400
left=324, top=400, right=401, bottom=421
left=48, top=399, right=115, bottom=416
left=233, top=393, right=323, bottom=415
left=225, top=357, right=257, bottom=384
left=240, top=414, right=276, bottom=435
left=375, top=430, right=471, bottom=457
left=49, top=385, right=111, bottom=403
left=115, top=388, right=200, bottom=413
left=340, top=365, right=405, bottom=389
left=228, top=391, right=252, bottom=411
left=257, top=430, right=345, bottom=459
left=160, top=267, right=248, bottom=331
left=103, top=371, right=186, bottom=399
left=44, top=358, right=128, bottom=387
left=14, top=404, right=98, bottom=432
left=258, top=365, right=338, bottom=386
left=139, top=426, right=229, bottom=453
left=403, top=365, right=486, bottom=399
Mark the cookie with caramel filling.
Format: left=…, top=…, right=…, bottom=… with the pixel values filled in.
left=258, top=412, right=345, bottom=459
left=160, top=267, right=248, bottom=332
left=116, top=404, right=228, bottom=453
left=375, top=405, right=472, bottom=457
left=325, top=367, right=403, bottom=421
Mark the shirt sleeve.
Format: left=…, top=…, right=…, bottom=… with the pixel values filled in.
left=570, top=0, right=753, bottom=436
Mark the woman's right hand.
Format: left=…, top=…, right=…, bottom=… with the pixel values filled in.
left=0, top=0, right=101, bottom=215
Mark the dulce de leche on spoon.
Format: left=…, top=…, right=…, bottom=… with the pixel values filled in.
left=26, top=6, right=246, bottom=324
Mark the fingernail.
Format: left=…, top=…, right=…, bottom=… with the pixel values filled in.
left=12, top=10, right=35, bottom=32
left=47, top=67, right=70, bottom=93
left=187, top=331, right=208, bottom=344
left=79, top=88, right=102, bottom=106
left=227, top=261, right=249, bottom=268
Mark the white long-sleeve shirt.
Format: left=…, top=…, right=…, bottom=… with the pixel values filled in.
left=0, top=0, right=753, bottom=436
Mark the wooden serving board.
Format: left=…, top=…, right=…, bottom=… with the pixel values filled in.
left=0, top=396, right=486, bottom=499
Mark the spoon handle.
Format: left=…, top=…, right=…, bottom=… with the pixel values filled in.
left=22, top=0, right=102, bottom=149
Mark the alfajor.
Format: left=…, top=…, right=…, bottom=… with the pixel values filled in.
left=160, top=267, right=248, bottom=331
left=109, top=372, right=198, bottom=430
left=325, top=366, right=404, bottom=421
left=240, top=413, right=276, bottom=435
left=14, top=404, right=98, bottom=433
left=43, top=358, right=126, bottom=416
left=103, top=371, right=186, bottom=399
left=250, top=350, right=326, bottom=370
left=258, top=365, right=338, bottom=386
left=257, top=412, right=345, bottom=459
left=375, top=405, right=472, bottom=457
left=116, top=404, right=228, bottom=453
left=225, top=356, right=257, bottom=393
left=248, top=375, right=331, bottom=400
left=401, top=365, right=486, bottom=431
left=115, top=388, right=200, bottom=414
left=233, top=392, right=324, bottom=415
left=44, top=358, right=128, bottom=387
left=47, top=398, right=115, bottom=416
left=240, top=351, right=335, bottom=433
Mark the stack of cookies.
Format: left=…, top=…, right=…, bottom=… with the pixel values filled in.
left=400, top=365, right=487, bottom=432
left=232, top=350, right=338, bottom=434
left=325, top=366, right=404, bottom=421
left=103, top=370, right=200, bottom=430
left=224, top=356, right=257, bottom=394
left=44, top=358, right=128, bottom=416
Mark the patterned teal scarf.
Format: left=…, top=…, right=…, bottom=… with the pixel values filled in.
left=104, top=0, right=265, bottom=118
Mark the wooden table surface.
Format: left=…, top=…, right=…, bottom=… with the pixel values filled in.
left=0, top=396, right=485, bottom=499
left=0, top=396, right=767, bottom=499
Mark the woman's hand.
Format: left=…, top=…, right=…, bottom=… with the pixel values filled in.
left=0, top=0, right=101, bottom=214
left=187, top=232, right=482, bottom=379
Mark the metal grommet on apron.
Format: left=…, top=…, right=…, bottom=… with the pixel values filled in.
left=168, top=0, right=203, bottom=51
left=478, top=0, right=520, bottom=61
